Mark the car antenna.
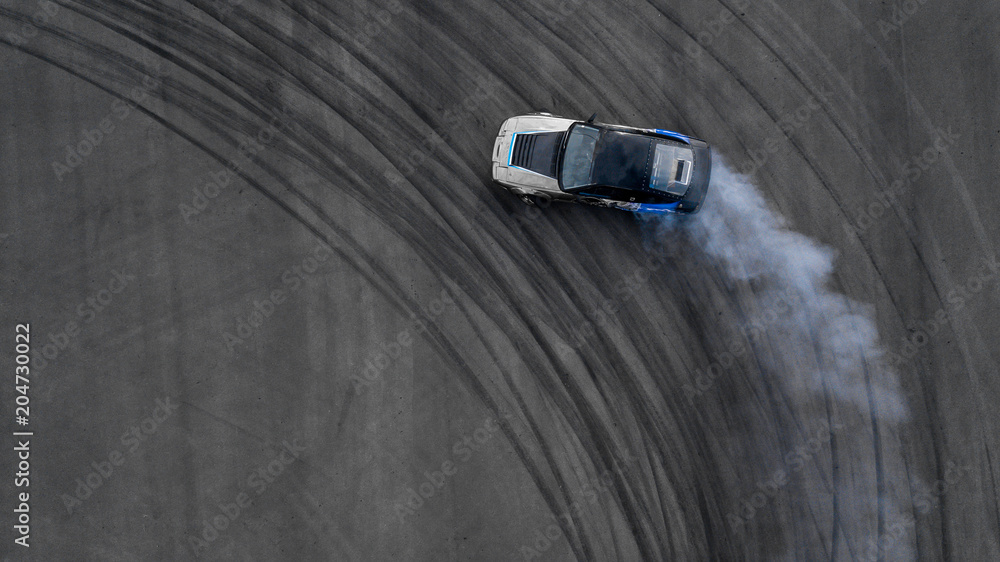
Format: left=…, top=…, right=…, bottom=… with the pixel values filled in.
left=586, top=112, right=597, bottom=123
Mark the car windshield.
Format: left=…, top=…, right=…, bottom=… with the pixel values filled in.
left=560, top=124, right=600, bottom=189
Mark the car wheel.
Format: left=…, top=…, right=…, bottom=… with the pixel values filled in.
left=531, top=194, right=552, bottom=208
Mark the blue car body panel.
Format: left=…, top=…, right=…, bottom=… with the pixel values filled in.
left=653, top=129, right=691, bottom=144
left=636, top=201, right=682, bottom=213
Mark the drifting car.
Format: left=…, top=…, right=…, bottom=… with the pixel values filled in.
left=491, top=113, right=711, bottom=213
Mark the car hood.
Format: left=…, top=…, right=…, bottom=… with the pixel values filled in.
left=492, top=115, right=576, bottom=192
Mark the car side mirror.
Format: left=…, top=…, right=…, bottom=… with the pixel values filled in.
left=586, top=112, right=597, bottom=123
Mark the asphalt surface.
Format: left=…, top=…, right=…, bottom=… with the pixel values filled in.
left=1, top=0, right=998, bottom=560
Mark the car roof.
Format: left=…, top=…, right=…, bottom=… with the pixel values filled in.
left=590, top=130, right=653, bottom=191
left=585, top=126, right=691, bottom=194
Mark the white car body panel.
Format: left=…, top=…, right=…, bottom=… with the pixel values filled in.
left=491, top=114, right=576, bottom=197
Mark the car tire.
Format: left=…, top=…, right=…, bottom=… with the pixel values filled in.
left=531, top=193, right=552, bottom=208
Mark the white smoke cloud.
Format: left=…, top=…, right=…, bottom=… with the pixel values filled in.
left=643, top=157, right=908, bottom=421
left=640, top=157, right=912, bottom=558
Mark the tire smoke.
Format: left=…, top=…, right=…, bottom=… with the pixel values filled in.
left=641, top=157, right=911, bottom=557
left=645, top=157, right=908, bottom=421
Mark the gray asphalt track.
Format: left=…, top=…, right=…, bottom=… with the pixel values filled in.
left=1, top=0, right=998, bottom=560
